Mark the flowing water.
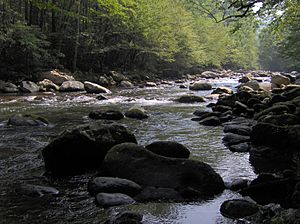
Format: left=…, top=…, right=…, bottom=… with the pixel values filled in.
left=0, top=78, right=257, bottom=224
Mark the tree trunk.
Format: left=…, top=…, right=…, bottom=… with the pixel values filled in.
left=72, top=0, right=81, bottom=72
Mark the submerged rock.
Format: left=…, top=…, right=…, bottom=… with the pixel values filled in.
left=89, top=110, right=124, bottom=120
left=103, top=211, right=143, bottom=224
left=16, top=184, right=59, bottom=197
left=95, top=193, right=135, bottom=207
left=220, top=199, right=259, bottom=218
left=88, top=177, right=142, bottom=196
left=104, top=143, right=224, bottom=198
left=125, top=107, right=149, bottom=119
left=42, top=123, right=137, bottom=176
left=8, top=114, right=49, bottom=126
left=145, top=141, right=190, bottom=159
left=134, top=186, right=184, bottom=202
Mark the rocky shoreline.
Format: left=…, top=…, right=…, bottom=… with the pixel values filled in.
left=1, top=69, right=300, bottom=223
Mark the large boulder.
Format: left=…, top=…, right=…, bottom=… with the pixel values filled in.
left=108, top=71, right=127, bottom=83
left=104, top=143, right=224, bottom=197
left=145, top=141, right=190, bottom=159
left=189, top=82, right=212, bottom=91
left=42, top=123, right=137, bottom=176
left=88, top=177, right=142, bottom=196
left=40, top=70, right=75, bottom=85
left=19, top=81, right=40, bottom=93
left=120, top=80, right=134, bottom=88
left=59, top=81, right=84, bottom=92
left=239, top=80, right=260, bottom=91
left=84, top=81, right=111, bottom=94
left=223, top=133, right=250, bottom=147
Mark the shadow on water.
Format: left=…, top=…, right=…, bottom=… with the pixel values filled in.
left=0, top=79, right=257, bottom=224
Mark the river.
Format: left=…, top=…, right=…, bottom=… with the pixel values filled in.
left=0, top=78, right=257, bottom=224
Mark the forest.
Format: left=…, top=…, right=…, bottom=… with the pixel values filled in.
left=0, top=0, right=299, bottom=81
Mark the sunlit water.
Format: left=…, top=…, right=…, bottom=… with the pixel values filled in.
left=0, top=78, right=257, bottom=224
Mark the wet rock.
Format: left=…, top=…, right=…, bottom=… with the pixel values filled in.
left=260, top=114, right=300, bottom=126
left=16, top=184, right=59, bottom=197
left=213, top=105, right=232, bottom=113
left=134, top=186, right=183, bottom=202
left=125, top=107, right=149, bottom=119
left=220, top=199, right=259, bottom=218
left=120, top=80, right=134, bottom=88
left=42, top=123, right=137, bottom=176
left=0, top=81, right=18, bottom=93
left=8, top=114, right=49, bottom=126
left=145, top=82, right=157, bottom=87
left=145, top=141, right=190, bottom=159
left=224, top=124, right=252, bottom=136
left=223, top=133, right=250, bottom=147
left=89, top=110, right=124, bottom=121
left=229, top=142, right=250, bottom=152
left=254, top=105, right=291, bottom=120
left=19, top=81, right=40, bottom=93
left=271, top=73, right=290, bottom=88
left=240, top=174, right=297, bottom=206
left=199, top=116, right=221, bottom=126
left=189, top=81, right=212, bottom=91
left=174, top=95, right=205, bottom=103
left=84, top=81, right=111, bottom=94
left=250, top=123, right=289, bottom=148
left=59, top=81, right=84, bottom=92
left=88, top=177, right=142, bottom=196
left=104, top=211, right=143, bottom=224
left=38, top=79, right=59, bottom=92
left=225, top=179, right=249, bottom=191
left=239, top=74, right=253, bottom=83
left=201, top=71, right=218, bottom=79
left=95, top=193, right=135, bottom=207
left=96, top=94, right=108, bottom=100
left=212, top=87, right=233, bottom=95
left=104, top=143, right=224, bottom=197
left=240, top=80, right=260, bottom=91
left=40, top=70, right=75, bottom=85
left=193, top=109, right=210, bottom=117
left=179, top=84, right=187, bottom=89
left=108, top=71, right=127, bottom=83
left=98, top=76, right=110, bottom=87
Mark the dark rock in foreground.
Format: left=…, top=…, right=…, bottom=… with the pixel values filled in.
left=42, top=123, right=137, bottom=176
left=145, top=141, right=190, bottom=159
left=220, top=199, right=259, bottom=218
left=104, top=143, right=224, bottom=198
left=174, top=95, right=205, bottom=103
left=88, top=177, right=142, bottom=196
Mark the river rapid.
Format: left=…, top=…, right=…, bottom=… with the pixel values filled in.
left=0, top=78, right=257, bottom=224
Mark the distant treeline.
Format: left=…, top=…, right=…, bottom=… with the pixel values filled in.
left=0, top=0, right=298, bottom=80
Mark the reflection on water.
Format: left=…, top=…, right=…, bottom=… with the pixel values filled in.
left=0, top=79, right=256, bottom=224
